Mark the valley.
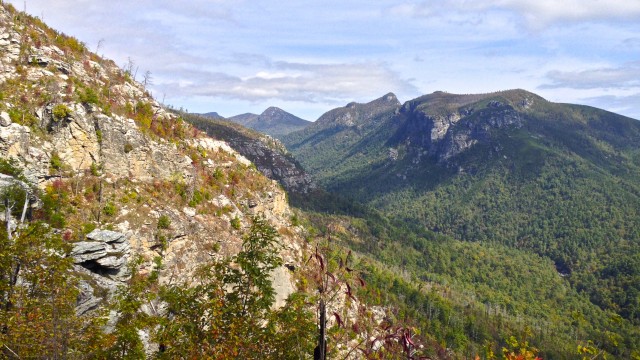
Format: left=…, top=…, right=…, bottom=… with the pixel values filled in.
left=0, top=2, right=639, bottom=359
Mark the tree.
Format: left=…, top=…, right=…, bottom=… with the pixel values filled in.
left=102, top=256, right=161, bottom=360
left=142, top=70, right=152, bottom=88
left=154, top=215, right=315, bottom=359
left=0, top=222, right=108, bottom=359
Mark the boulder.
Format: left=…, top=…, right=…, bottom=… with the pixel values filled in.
left=71, top=230, right=130, bottom=268
left=87, top=229, right=126, bottom=243
left=0, top=112, right=11, bottom=127
left=70, top=242, right=107, bottom=263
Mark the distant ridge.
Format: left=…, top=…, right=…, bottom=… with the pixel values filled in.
left=202, top=111, right=224, bottom=119
left=222, top=107, right=310, bottom=139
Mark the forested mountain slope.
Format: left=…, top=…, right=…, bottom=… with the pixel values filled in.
left=284, top=89, right=640, bottom=327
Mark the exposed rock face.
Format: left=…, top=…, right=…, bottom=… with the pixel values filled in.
left=397, top=91, right=529, bottom=163
left=270, top=265, right=295, bottom=309
left=0, top=3, right=304, bottom=321
left=0, top=102, right=195, bottom=185
left=185, top=115, right=316, bottom=194
left=230, top=136, right=316, bottom=194
left=189, top=137, right=252, bottom=167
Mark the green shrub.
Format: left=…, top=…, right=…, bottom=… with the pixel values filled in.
left=213, top=168, right=224, bottom=180
left=188, top=189, right=204, bottom=207
left=49, top=151, right=63, bottom=172
left=52, top=104, right=71, bottom=121
left=49, top=213, right=66, bottom=229
left=82, top=222, right=96, bottom=235
left=103, top=202, right=117, bottom=217
left=55, top=35, right=86, bottom=55
left=0, top=158, right=25, bottom=181
left=77, top=87, right=99, bottom=105
left=8, top=108, right=38, bottom=127
left=134, top=101, right=154, bottom=129
left=124, top=143, right=134, bottom=153
left=290, top=213, right=300, bottom=227
left=230, top=216, right=241, bottom=230
left=156, top=233, right=167, bottom=250
left=90, top=162, right=101, bottom=176
left=157, top=215, right=171, bottom=230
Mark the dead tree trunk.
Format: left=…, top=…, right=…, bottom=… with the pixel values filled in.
left=314, top=299, right=327, bottom=360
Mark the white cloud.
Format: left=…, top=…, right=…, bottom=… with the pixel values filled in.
left=495, top=0, right=640, bottom=24
left=390, top=0, right=640, bottom=28
left=157, top=61, right=418, bottom=104
left=541, top=61, right=640, bottom=89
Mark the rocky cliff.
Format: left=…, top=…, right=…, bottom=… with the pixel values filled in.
left=0, top=3, right=302, bottom=316
left=387, top=90, right=540, bottom=164
left=184, top=113, right=316, bottom=194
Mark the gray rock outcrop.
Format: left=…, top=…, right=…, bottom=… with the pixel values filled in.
left=71, top=230, right=132, bottom=315
left=71, top=229, right=130, bottom=277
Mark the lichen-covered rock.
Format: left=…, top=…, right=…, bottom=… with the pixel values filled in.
left=70, top=242, right=108, bottom=263
left=86, top=229, right=126, bottom=243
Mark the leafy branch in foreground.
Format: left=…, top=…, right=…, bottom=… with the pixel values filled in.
left=307, top=238, right=437, bottom=360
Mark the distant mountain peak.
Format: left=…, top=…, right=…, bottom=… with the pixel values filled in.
left=369, top=92, right=401, bottom=107
left=382, top=92, right=399, bottom=103
left=301, top=93, right=402, bottom=132
left=345, top=93, right=400, bottom=109
left=224, top=107, right=309, bottom=138
left=261, top=106, right=288, bottom=118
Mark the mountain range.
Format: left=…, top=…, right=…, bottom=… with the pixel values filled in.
left=2, top=1, right=640, bottom=358
left=202, top=106, right=310, bottom=139
left=283, top=89, right=640, bottom=326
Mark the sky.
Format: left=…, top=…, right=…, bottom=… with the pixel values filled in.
left=7, top=0, right=640, bottom=120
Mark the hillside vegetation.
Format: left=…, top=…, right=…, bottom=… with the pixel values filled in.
left=284, top=90, right=640, bottom=357
left=2, top=1, right=639, bottom=359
